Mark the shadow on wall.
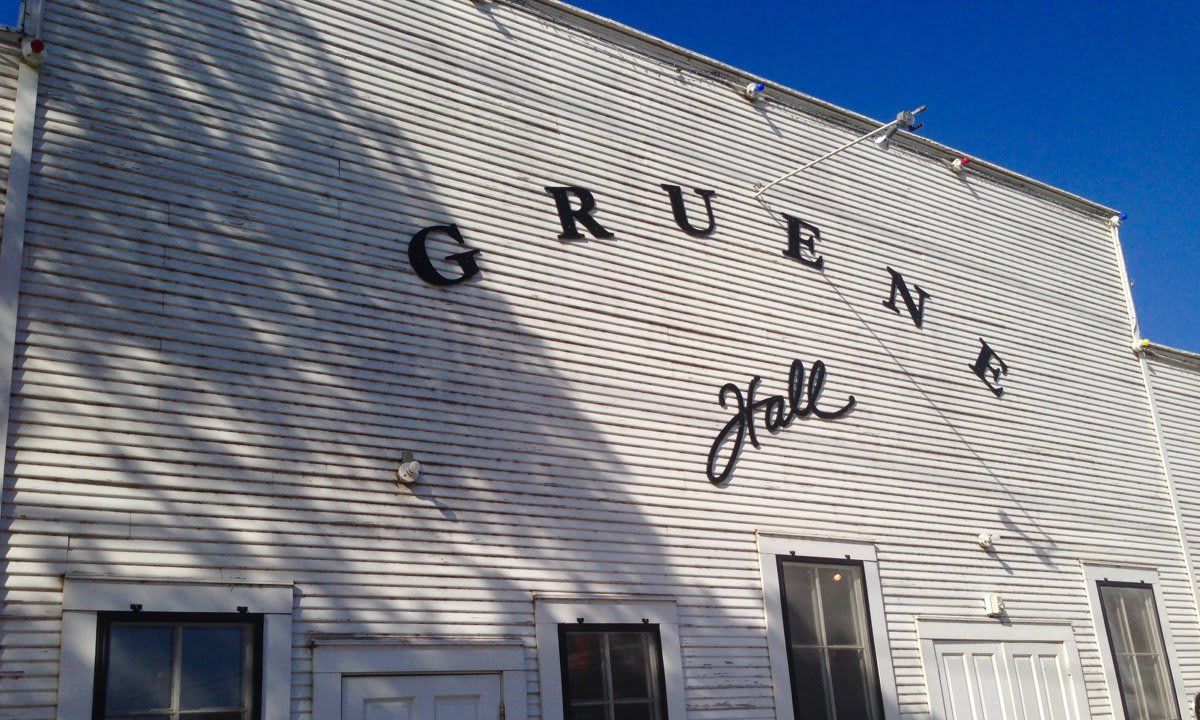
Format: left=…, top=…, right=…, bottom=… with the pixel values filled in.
left=0, top=0, right=741, bottom=718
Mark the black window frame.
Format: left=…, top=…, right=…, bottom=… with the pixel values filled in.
left=776, top=555, right=886, bottom=720
left=91, top=611, right=265, bottom=720
left=558, top=622, right=670, bottom=720
left=1096, top=580, right=1181, bottom=720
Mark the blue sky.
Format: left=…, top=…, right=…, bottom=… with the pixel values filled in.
left=2, top=1, right=1195, bottom=349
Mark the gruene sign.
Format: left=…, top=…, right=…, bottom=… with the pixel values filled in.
left=406, top=182, right=1011, bottom=485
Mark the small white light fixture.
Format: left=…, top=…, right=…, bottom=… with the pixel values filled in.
left=977, top=531, right=1000, bottom=550
left=1132, top=338, right=1151, bottom=354
left=950, top=156, right=970, bottom=174
left=872, top=107, right=925, bottom=151
left=21, top=37, right=46, bottom=68
left=396, top=451, right=421, bottom=485
left=743, top=82, right=766, bottom=102
left=984, top=593, right=1005, bottom=618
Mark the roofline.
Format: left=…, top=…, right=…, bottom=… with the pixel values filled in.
left=1146, top=342, right=1200, bottom=368
left=517, top=0, right=1121, bottom=220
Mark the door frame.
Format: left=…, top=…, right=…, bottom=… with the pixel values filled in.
left=916, top=618, right=1090, bottom=720
left=312, top=640, right=528, bottom=720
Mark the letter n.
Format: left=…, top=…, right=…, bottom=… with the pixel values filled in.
left=882, top=266, right=931, bottom=328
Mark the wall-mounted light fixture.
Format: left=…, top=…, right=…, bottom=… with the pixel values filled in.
left=396, top=451, right=421, bottom=485
left=950, top=156, right=970, bottom=174
left=20, top=37, right=46, bottom=67
left=976, top=531, right=1001, bottom=550
left=984, top=593, right=1005, bottom=618
left=743, top=82, right=766, bottom=102
left=754, top=105, right=926, bottom=198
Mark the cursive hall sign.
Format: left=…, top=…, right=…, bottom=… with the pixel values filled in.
left=406, top=183, right=1011, bottom=485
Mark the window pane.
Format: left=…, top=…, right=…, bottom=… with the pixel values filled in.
left=1099, top=584, right=1180, bottom=720
left=1115, top=653, right=1147, bottom=719
left=179, top=625, right=247, bottom=710
left=789, top=647, right=829, bottom=720
left=564, top=632, right=607, bottom=702
left=1113, top=586, right=1158, bottom=655
left=610, top=633, right=653, bottom=700
left=105, top=624, right=174, bottom=714
left=781, top=559, right=884, bottom=720
left=828, top=648, right=877, bottom=720
left=569, top=705, right=606, bottom=720
left=819, top=566, right=865, bottom=646
left=562, top=628, right=665, bottom=720
left=1136, top=654, right=1174, bottom=720
left=781, top=563, right=820, bottom=645
left=613, top=701, right=654, bottom=720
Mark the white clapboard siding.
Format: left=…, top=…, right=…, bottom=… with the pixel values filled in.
left=1148, top=348, right=1200, bottom=641
left=0, top=1, right=1196, bottom=719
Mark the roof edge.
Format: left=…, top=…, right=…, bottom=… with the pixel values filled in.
left=1146, top=341, right=1200, bottom=368
left=516, top=0, right=1121, bottom=220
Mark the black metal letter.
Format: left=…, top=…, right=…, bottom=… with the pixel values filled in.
left=970, top=339, right=1009, bottom=397
left=408, top=223, right=482, bottom=286
left=883, top=266, right=932, bottom=328
left=706, top=383, right=750, bottom=487
left=544, top=186, right=615, bottom=240
left=782, top=214, right=825, bottom=271
left=661, top=184, right=717, bottom=236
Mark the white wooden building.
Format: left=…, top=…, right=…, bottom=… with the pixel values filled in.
left=0, top=1, right=1196, bottom=719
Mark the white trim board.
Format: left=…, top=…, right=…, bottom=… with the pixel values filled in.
left=1081, top=563, right=1188, bottom=720
left=312, top=640, right=529, bottom=720
left=0, top=31, right=39, bottom=528
left=56, top=576, right=294, bottom=720
left=534, top=595, right=686, bottom=720
left=756, top=533, right=901, bottom=720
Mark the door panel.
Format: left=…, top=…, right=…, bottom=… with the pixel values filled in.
left=938, top=644, right=1013, bottom=720
left=342, top=673, right=501, bottom=720
left=931, top=641, right=1080, bottom=720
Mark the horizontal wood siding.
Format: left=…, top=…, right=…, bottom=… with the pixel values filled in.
left=1148, top=351, right=1200, bottom=683
left=0, top=0, right=1194, bottom=718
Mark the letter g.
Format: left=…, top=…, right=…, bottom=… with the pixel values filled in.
left=408, top=223, right=482, bottom=286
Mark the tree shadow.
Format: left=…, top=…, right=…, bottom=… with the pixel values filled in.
left=0, top=1, right=742, bottom=718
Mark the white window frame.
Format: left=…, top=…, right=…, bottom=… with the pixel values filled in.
left=56, top=574, right=294, bottom=720
left=535, top=595, right=686, bottom=720
left=915, top=617, right=1091, bottom=720
left=756, top=533, right=900, bottom=720
left=1081, top=563, right=1187, bottom=719
left=311, top=639, right=529, bottom=719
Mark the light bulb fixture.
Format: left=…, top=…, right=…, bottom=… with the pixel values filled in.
left=950, top=156, right=970, bottom=174
left=872, top=107, right=925, bottom=152
left=396, top=451, right=421, bottom=485
left=754, top=104, right=926, bottom=198
left=743, top=82, right=766, bottom=102
left=977, top=531, right=1001, bottom=550
left=21, top=37, right=47, bottom=68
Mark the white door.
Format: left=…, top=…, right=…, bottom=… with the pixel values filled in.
left=932, top=641, right=1081, bottom=720
left=341, top=673, right=503, bottom=720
